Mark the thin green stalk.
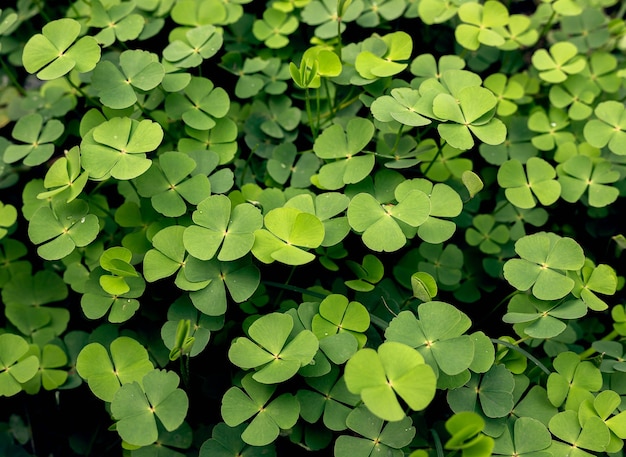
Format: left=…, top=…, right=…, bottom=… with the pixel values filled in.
left=305, top=87, right=318, bottom=138
left=431, top=429, right=445, bottom=457
left=322, top=77, right=337, bottom=120
left=0, top=56, right=26, bottom=95
left=180, top=355, right=190, bottom=388
left=262, top=280, right=328, bottom=299
left=538, top=9, right=557, bottom=40
left=491, top=338, right=551, bottom=375
left=579, top=329, right=619, bottom=360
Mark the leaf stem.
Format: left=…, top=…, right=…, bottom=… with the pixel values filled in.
left=578, top=329, right=619, bottom=360
left=491, top=338, right=551, bottom=375
left=0, top=56, right=26, bottom=95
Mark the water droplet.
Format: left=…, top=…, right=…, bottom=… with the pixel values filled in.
left=550, top=122, right=557, bottom=127
left=127, top=299, right=131, bottom=303
left=199, top=210, right=203, bottom=214
left=80, top=217, right=85, bottom=223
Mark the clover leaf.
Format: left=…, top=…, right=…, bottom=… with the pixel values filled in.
left=313, top=117, right=375, bottom=190
left=0, top=333, right=39, bottom=397
left=163, top=25, right=223, bottom=68
left=334, top=405, right=415, bottom=457
left=297, top=366, right=360, bottom=431
left=134, top=151, right=211, bottom=217
left=347, top=190, right=430, bottom=252
left=3, top=113, right=63, bottom=166
left=228, top=312, right=319, bottom=384
left=252, top=8, right=298, bottom=49
left=549, top=410, right=610, bottom=455
left=267, top=143, right=320, bottom=188
left=418, top=143, right=472, bottom=182
left=569, top=259, right=617, bottom=311
left=22, top=18, right=101, bottom=80
left=311, top=294, right=370, bottom=349
left=371, top=88, right=432, bottom=127
left=546, top=351, right=602, bottom=410
left=465, top=214, right=510, bottom=254
left=409, top=53, right=466, bottom=88
left=385, top=302, right=474, bottom=380
left=76, top=336, right=154, bottom=402
left=395, top=179, right=462, bottom=244
left=81, top=117, right=163, bottom=181
left=143, top=225, right=187, bottom=283
left=579, top=390, right=626, bottom=453
left=284, top=192, right=350, bottom=246
left=183, top=195, right=263, bottom=261
left=81, top=267, right=145, bottom=323
left=527, top=107, right=575, bottom=151
left=557, top=155, right=620, bottom=207
left=252, top=207, right=325, bottom=265
left=548, top=75, right=599, bottom=121
left=37, top=146, right=89, bottom=203
left=492, top=417, right=552, bottom=456
left=170, top=0, right=229, bottom=26
left=447, top=364, right=515, bottom=419
left=344, top=341, right=437, bottom=421
left=503, top=294, right=587, bottom=339
left=221, top=373, right=300, bottom=446
left=503, top=232, right=585, bottom=300
left=111, top=369, right=188, bottom=447
left=497, top=158, right=561, bottom=209
left=165, top=76, right=230, bottom=130
left=455, top=1, right=509, bottom=51
left=20, top=343, right=68, bottom=394
left=483, top=73, right=525, bottom=117
left=178, top=119, right=239, bottom=165
left=87, top=0, right=144, bottom=46
left=2, top=270, right=69, bottom=339
left=184, top=257, right=260, bottom=315
left=583, top=101, right=626, bottom=155
left=532, top=41, right=586, bottom=83
left=91, top=50, right=165, bottom=109
left=301, top=0, right=363, bottom=39
left=355, top=31, right=412, bottom=79
left=494, top=14, right=539, bottom=50
left=28, top=198, right=99, bottom=261
left=433, top=85, right=507, bottom=150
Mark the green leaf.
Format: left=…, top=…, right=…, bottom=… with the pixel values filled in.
left=497, top=158, right=561, bottom=209
left=503, top=232, right=585, bottom=300
left=312, top=294, right=369, bottom=348
left=583, top=101, right=626, bottom=155
left=228, top=313, right=319, bottom=384
left=532, top=41, right=586, bottom=83
left=28, top=199, right=99, bottom=261
left=92, top=50, right=164, bottom=109
left=38, top=146, right=89, bottom=202
left=184, top=195, right=263, bottom=261
left=81, top=117, right=163, bottom=180
left=355, top=31, right=412, bottom=79
left=221, top=373, right=299, bottom=446
left=111, top=369, right=189, bottom=446
left=165, top=76, right=230, bottom=130
left=0, top=334, right=39, bottom=396
left=163, top=25, right=223, bottom=68
left=4, top=113, right=64, bottom=166
left=22, top=18, right=101, bottom=80
left=344, top=341, right=436, bottom=421
left=252, top=207, right=325, bottom=265
left=76, top=336, right=154, bottom=402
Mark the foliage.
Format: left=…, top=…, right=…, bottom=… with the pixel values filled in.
left=0, top=0, right=625, bottom=456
